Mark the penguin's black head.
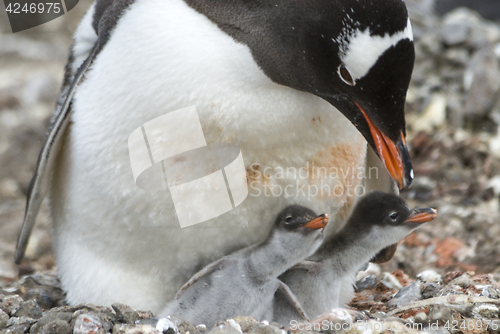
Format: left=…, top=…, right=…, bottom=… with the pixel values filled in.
left=186, top=0, right=415, bottom=188
left=347, top=191, right=437, bottom=242
left=274, top=205, right=329, bottom=232
left=264, top=0, right=414, bottom=189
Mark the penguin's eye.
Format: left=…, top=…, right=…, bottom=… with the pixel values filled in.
left=285, top=216, right=293, bottom=223
left=389, top=212, right=398, bottom=221
left=338, top=65, right=355, bottom=86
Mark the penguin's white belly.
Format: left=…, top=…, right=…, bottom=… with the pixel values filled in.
left=49, top=0, right=370, bottom=312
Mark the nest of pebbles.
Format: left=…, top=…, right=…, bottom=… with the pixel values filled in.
left=1, top=269, right=500, bottom=333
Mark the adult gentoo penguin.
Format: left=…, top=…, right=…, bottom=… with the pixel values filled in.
left=160, top=206, right=328, bottom=328
left=274, top=192, right=437, bottom=324
left=16, top=0, right=415, bottom=311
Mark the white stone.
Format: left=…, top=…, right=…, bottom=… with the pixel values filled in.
left=417, top=270, right=442, bottom=283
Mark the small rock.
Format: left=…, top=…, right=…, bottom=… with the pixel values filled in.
left=112, top=324, right=129, bottom=334
left=6, top=316, right=35, bottom=327
left=4, top=317, right=35, bottom=334
left=112, top=304, right=140, bottom=325
left=73, top=314, right=106, bottom=334
left=194, top=324, right=209, bottom=334
left=72, top=309, right=115, bottom=333
left=463, top=45, right=500, bottom=118
left=135, top=318, right=159, bottom=327
left=208, top=324, right=241, bottom=334
left=14, top=274, right=65, bottom=309
left=380, top=273, right=403, bottom=290
left=413, top=94, right=447, bottom=132
left=387, top=281, right=422, bottom=307
left=177, top=320, right=197, bottom=334
left=0, top=89, right=20, bottom=110
left=25, top=274, right=60, bottom=289
left=438, top=285, right=465, bottom=297
left=439, top=273, right=472, bottom=296
left=411, top=177, right=438, bottom=195
left=113, top=324, right=161, bottom=334
left=450, top=273, right=476, bottom=287
left=414, top=311, right=428, bottom=323
left=421, top=282, right=441, bottom=299
left=34, top=319, right=72, bottom=334
left=371, top=311, right=388, bottom=320
left=481, top=286, right=500, bottom=299
left=4, top=323, right=31, bottom=334
left=225, top=319, right=242, bottom=334
left=0, top=309, right=8, bottom=330
left=136, top=310, right=155, bottom=320
left=440, top=10, right=471, bottom=45
left=29, top=311, right=73, bottom=333
left=471, top=303, right=499, bottom=319
left=485, top=176, right=500, bottom=198
left=417, top=270, right=442, bottom=283
left=356, top=263, right=381, bottom=281
left=0, top=295, right=24, bottom=315
left=42, top=311, right=74, bottom=322
left=25, top=289, right=56, bottom=310
left=418, top=32, right=442, bottom=56
left=156, top=316, right=181, bottom=334
left=232, top=316, right=258, bottom=332
left=13, top=300, right=42, bottom=319
left=246, top=323, right=282, bottom=334
left=443, top=48, right=469, bottom=65
left=428, top=305, right=455, bottom=324
left=440, top=8, right=489, bottom=47
left=355, top=275, right=378, bottom=292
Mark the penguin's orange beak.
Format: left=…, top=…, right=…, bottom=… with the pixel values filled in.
left=302, top=213, right=329, bottom=230
left=405, top=208, right=437, bottom=224
left=354, top=101, right=413, bottom=190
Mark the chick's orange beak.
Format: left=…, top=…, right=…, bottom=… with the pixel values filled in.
left=354, top=101, right=413, bottom=189
left=301, top=213, right=329, bottom=230
left=405, top=208, right=438, bottom=224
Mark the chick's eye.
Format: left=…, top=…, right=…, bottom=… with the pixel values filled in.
left=389, top=212, right=398, bottom=220
left=285, top=216, right=293, bottom=223
left=338, top=65, right=355, bottom=86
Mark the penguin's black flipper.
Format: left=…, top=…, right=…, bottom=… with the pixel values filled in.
left=14, top=46, right=98, bottom=264
left=277, top=280, right=309, bottom=321
left=175, top=258, right=228, bottom=300
left=370, top=243, right=398, bottom=263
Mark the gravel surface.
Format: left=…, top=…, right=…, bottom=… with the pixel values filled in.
left=2, top=0, right=500, bottom=333
left=0, top=269, right=499, bottom=333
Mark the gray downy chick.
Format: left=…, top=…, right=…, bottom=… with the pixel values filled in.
left=274, top=191, right=437, bottom=325
left=160, top=205, right=329, bottom=328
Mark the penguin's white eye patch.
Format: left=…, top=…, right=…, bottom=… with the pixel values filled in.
left=338, top=65, right=355, bottom=86
left=389, top=212, right=398, bottom=221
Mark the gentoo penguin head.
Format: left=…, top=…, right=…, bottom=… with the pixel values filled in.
left=187, top=0, right=414, bottom=189
left=347, top=191, right=437, bottom=245
left=270, top=205, right=329, bottom=258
